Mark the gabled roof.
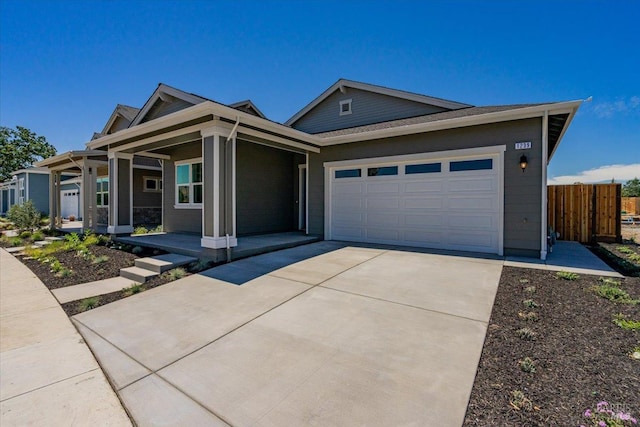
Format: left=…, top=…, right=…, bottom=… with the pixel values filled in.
left=229, top=100, right=266, bottom=119
left=285, top=78, right=473, bottom=126
left=101, top=104, right=141, bottom=134
left=128, top=83, right=208, bottom=127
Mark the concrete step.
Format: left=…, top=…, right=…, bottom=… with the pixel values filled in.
left=120, top=266, right=159, bottom=283
left=45, top=236, right=64, bottom=241
left=33, top=240, right=52, bottom=247
left=135, top=254, right=197, bottom=274
left=5, top=246, right=25, bottom=253
left=53, top=276, right=140, bottom=304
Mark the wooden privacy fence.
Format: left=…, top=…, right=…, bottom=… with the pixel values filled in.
left=622, top=197, right=640, bottom=216
left=548, top=183, right=621, bottom=243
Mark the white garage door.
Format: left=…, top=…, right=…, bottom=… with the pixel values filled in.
left=61, top=190, right=79, bottom=219
left=328, top=151, right=503, bottom=254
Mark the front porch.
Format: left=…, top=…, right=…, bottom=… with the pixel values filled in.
left=114, top=231, right=322, bottom=260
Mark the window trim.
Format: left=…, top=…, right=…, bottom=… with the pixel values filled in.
left=143, top=176, right=162, bottom=193
left=174, top=158, right=203, bottom=208
left=96, top=177, right=109, bottom=207
left=339, top=99, right=352, bottom=116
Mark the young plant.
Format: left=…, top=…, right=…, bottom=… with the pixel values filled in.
left=164, top=267, right=186, bottom=281
left=617, top=246, right=634, bottom=254
left=132, top=226, right=149, bottom=235
left=31, top=230, right=44, bottom=241
left=581, top=401, right=638, bottom=426
left=612, top=313, right=640, bottom=331
left=151, top=225, right=163, bottom=233
left=523, top=299, right=538, bottom=309
left=592, top=278, right=639, bottom=304
left=123, top=283, right=144, bottom=296
left=189, top=259, right=211, bottom=273
left=518, top=357, right=536, bottom=373
left=91, top=255, right=109, bottom=264
left=516, top=327, right=536, bottom=341
left=518, top=311, right=539, bottom=322
left=79, top=297, right=100, bottom=312
left=629, top=253, right=640, bottom=263
left=524, top=286, right=536, bottom=294
left=556, top=271, right=579, bottom=280
left=9, top=236, right=23, bottom=247
left=509, top=390, right=533, bottom=411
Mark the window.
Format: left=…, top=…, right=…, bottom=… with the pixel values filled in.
left=367, top=166, right=398, bottom=176
left=406, top=163, right=442, bottom=174
left=144, top=177, right=162, bottom=192
left=18, top=178, right=25, bottom=204
left=175, top=159, right=203, bottom=206
left=96, top=177, right=109, bottom=206
left=450, top=159, right=493, bottom=172
left=335, top=169, right=361, bottom=178
left=339, top=99, right=352, bottom=116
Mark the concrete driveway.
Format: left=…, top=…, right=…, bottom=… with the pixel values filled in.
left=72, top=242, right=503, bottom=426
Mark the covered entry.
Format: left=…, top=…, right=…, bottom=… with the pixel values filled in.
left=325, top=147, right=504, bottom=254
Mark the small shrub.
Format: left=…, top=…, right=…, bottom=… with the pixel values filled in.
left=509, top=390, right=533, bottom=411
left=151, top=225, right=163, bottom=233
left=19, top=230, right=32, bottom=239
left=612, top=313, right=640, bottom=331
left=7, top=201, right=41, bottom=231
left=516, top=327, right=536, bottom=341
left=629, top=253, right=640, bottom=263
left=92, top=255, right=109, bottom=264
left=556, top=271, right=579, bottom=280
left=518, top=357, right=536, bottom=373
left=581, top=401, right=638, bottom=426
left=31, top=230, right=44, bottom=241
left=123, top=283, right=144, bottom=296
left=518, top=311, right=539, bottom=322
left=617, top=246, right=634, bottom=254
left=55, top=268, right=72, bottom=278
left=523, top=299, right=538, bottom=309
left=79, top=297, right=100, bottom=312
left=189, top=259, right=211, bottom=272
left=133, top=226, right=149, bottom=235
left=524, top=286, right=536, bottom=294
left=592, top=278, right=639, bottom=304
left=164, top=267, right=186, bottom=281
left=131, top=246, right=144, bottom=255
left=64, top=233, right=82, bottom=250
left=9, top=236, right=23, bottom=247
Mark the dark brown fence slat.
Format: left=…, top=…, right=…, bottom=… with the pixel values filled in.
left=547, top=183, right=621, bottom=243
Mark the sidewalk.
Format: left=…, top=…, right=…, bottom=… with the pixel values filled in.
left=0, top=248, right=131, bottom=426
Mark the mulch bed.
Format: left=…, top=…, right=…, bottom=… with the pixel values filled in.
left=591, top=241, right=640, bottom=277
left=463, top=267, right=639, bottom=426
left=18, top=245, right=139, bottom=289
left=60, top=272, right=184, bottom=317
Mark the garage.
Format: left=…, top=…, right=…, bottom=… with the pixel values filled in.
left=61, top=189, right=79, bottom=219
left=325, top=148, right=504, bottom=254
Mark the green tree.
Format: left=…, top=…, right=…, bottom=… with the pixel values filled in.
left=622, top=177, right=640, bottom=197
left=0, top=126, right=57, bottom=182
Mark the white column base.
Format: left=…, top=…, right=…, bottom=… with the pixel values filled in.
left=201, top=236, right=238, bottom=249
left=540, top=250, right=547, bottom=261
left=107, top=225, right=134, bottom=234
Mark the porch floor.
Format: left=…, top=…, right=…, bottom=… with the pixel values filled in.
left=114, top=231, right=322, bottom=260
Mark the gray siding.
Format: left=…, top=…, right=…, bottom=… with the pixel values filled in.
left=308, top=118, right=543, bottom=257
left=109, top=116, right=130, bottom=134
left=163, top=141, right=202, bottom=234
left=141, top=98, right=197, bottom=124
left=291, top=87, right=449, bottom=134
left=133, top=168, right=162, bottom=207
left=117, top=158, right=131, bottom=226
left=236, top=141, right=299, bottom=235
left=27, top=173, right=50, bottom=215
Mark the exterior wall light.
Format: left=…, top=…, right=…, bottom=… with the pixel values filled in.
left=520, top=155, right=528, bottom=172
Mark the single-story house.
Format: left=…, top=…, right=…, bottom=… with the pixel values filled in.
left=38, top=79, right=581, bottom=260
left=0, top=167, right=78, bottom=217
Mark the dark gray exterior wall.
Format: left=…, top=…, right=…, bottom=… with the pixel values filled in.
left=291, top=88, right=449, bottom=134
left=27, top=173, right=50, bottom=215
left=141, top=99, right=196, bottom=124
left=133, top=168, right=162, bottom=207
left=236, top=140, right=300, bottom=235
left=117, top=158, right=131, bottom=226
left=307, top=118, right=543, bottom=257
left=162, top=141, right=202, bottom=234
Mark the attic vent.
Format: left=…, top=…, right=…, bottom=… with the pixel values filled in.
left=339, top=99, right=352, bottom=116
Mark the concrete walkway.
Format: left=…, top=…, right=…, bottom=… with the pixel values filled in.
left=0, top=249, right=131, bottom=426
left=72, top=243, right=504, bottom=426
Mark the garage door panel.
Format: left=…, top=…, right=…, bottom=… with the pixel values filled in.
left=366, top=198, right=399, bottom=209
left=404, top=181, right=444, bottom=193
left=329, top=152, right=501, bottom=254
left=404, top=198, right=443, bottom=209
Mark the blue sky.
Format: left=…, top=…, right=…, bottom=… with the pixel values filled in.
left=1, top=0, right=638, bottom=183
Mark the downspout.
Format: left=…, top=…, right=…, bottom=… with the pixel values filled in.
left=541, top=111, right=549, bottom=260
left=225, top=117, right=240, bottom=262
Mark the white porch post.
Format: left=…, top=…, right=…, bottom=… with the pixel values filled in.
left=107, top=152, right=134, bottom=234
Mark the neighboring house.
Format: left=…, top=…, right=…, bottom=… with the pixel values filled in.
left=37, top=80, right=581, bottom=260
left=0, top=167, right=78, bottom=217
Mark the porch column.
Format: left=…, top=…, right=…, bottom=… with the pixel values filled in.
left=107, top=152, right=134, bottom=234
left=200, top=126, right=238, bottom=249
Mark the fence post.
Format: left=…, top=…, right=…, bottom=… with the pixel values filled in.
left=591, top=184, right=597, bottom=244
left=615, top=184, right=622, bottom=243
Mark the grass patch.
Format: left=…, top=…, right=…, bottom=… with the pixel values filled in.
left=612, top=313, right=640, bottom=330
left=164, top=267, right=186, bottom=281
left=79, top=296, right=100, bottom=312
left=91, top=255, right=109, bottom=264
left=556, top=271, right=579, bottom=281
left=509, top=390, right=534, bottom=411
left=591, top=277, right=639, bottom=304
left=522, top=299, right=538, bottom=309
left=516, top=327, right=536, bottom=340
left=123, top=283, right=145, bottom=296
left=518, top=311, right=539, bottom=322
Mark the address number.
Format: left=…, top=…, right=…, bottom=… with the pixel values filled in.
left=515, top=142, right=532, bottom=150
